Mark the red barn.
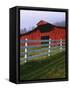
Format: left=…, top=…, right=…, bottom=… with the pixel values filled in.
left=20, top=20, right=65, bottom=46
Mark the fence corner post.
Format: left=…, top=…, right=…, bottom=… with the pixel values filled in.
left=60, top=39, right=62, bottom=52
left=24, top=38, right=28, bottom=63
left=48, top=38, right=51, bottom=56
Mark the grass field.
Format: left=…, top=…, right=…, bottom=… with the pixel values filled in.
left=20, top=51, right=65, bottom=80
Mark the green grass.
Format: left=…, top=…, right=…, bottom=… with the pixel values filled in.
left=20, top=51, right=65, bottom=80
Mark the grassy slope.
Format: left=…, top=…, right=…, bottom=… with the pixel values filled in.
left=20, top=51, right=65, bottom=80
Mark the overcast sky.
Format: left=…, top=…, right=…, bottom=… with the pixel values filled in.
left=20, top=10, right=65, bottom=31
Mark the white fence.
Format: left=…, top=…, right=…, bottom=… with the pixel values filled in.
left=20, top=38, right=65, bottom=63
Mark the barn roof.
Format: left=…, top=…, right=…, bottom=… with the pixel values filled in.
left=20, top=20, right=65, bottom=36
left=37, top=20, right=47, bottom=26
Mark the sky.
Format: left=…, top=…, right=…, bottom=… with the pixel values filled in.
left=20, top=10, right=65, bottom=31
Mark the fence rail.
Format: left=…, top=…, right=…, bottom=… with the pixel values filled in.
left=20, top=44, right=49, bottom=49
left=20, top=38, right=65, bottom=63
left=20, top=39, right=65, bottom=43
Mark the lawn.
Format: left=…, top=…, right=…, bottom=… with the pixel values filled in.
left=20, top=51, right=66, bottom=80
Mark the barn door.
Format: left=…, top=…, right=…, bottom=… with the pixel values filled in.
left=41, top=36, right=49, bottom=45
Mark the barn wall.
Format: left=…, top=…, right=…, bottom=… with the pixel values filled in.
left=20, top=27, right=65, bottom=46
left=40, top=27, right=65, bottom=40
left=20, top=29, right=41, bottom=46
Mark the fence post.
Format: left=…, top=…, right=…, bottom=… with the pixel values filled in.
left=60, top=39, right=62, bottom=52
left=48, top=38, right=51, bottom=56
left=24, top=38, right=28, bottom=63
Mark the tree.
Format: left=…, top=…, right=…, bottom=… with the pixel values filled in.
left=23, top=28, right=27, bottom=33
